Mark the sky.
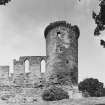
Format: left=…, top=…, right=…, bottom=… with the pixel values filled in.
left=0, top=0, right=105, bottom=84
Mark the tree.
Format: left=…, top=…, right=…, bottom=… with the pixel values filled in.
left=0, top=0, right=11, bottom=5
left=92, top=0, right=105, bottom=47
left=78, top=78, right=104, bottom=97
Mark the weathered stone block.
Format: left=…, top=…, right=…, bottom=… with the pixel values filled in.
left=0, top=66, right=9, bottom=85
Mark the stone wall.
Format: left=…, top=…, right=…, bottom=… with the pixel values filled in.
left=0, top=21, right=80, bottom=88
left=19, top=56, right=46, bottom=78
left=13, top=59, right=25, bottom=77
left=0, top=66, right=9, bottom=85
left=13, top=56, right=46, bottom=86
left=44, top=21, right=80, bottom=86
left=0, top=21, right=81, bottom=103
left=13, top=59, right=25, bottom=86
left=0, top=21, right=80, bottom=87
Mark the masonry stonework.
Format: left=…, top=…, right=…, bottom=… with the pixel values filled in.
left=0, top=66, right=9, bottom=85
left=0, top=21, right=81, bottom=103
left=13, top=59, right=25, bottom=86
left=44, top=21, right=80, bottom=85
left=0, top=21, right=79, bottom=87
left=19, top=56, right=46, bottom=78
left=12, top=56, right=46, bottom=86
left=19, top=56, right=46, bottom=85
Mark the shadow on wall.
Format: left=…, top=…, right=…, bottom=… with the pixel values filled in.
left=48, top=66, right=78, bottom=85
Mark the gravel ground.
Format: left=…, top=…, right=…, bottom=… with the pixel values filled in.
left=0, top=97, right=105, bottom=105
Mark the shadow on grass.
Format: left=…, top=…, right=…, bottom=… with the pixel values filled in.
left=95, top=104, right=105, bottom=105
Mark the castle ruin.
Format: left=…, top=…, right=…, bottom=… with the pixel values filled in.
left=0, top=21, right=80, bottom=100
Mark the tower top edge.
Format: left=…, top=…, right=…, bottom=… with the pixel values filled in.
left=44, top=20, right=80, bottom=39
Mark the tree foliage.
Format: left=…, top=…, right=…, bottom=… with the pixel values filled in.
left=0, top=0, right=11, bottom=5
left=92, top=0, right=105, bottom=47
left=78, top=78, right=104, bottom=97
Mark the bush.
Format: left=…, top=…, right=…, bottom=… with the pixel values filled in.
left=42, top=86, right=69, bottom=101
left=96, top=88, right=105, bottom=97
left=78, top=78, right=104, bottom=97
left=102, top=88, right=105, bottom=96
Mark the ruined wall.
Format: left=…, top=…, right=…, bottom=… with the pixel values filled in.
left=0, top=66, right=9, bottom=85
left=13, top=59, right=25, bottom=77
left=19, top=56, right=46, bottom=77
left=13, top=56, right=46, bottom=85
left=13, top=59, right=25, bottom=85
left=44, top=21, right=80, bottom=85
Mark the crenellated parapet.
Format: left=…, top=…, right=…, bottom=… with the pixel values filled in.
left=44, top=21, right=80, bottom=39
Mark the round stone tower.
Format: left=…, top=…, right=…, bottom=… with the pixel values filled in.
left=44, top=21, right=80, bottom=86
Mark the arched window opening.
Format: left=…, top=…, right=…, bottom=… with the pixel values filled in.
left=57, top=31, right=61, bottom=37
left=25, top=60, right=30, bottom=73
left=41, top=60, right=46, bottom=73
left=57, top=31, right=64, bottom=39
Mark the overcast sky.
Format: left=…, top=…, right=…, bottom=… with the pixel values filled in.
left=0, top=0, right=105, bottom=84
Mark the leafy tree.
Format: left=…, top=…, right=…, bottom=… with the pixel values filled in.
left=92, top=0, right=105, bottom=47
left=102, top=88, right=105, bottom=96
left=0, top=0, right=11, bottom=5
left=78, top=78, right=104, bottom=97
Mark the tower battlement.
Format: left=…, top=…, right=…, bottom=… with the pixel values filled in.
left=44, top=21, right=80, bottom=39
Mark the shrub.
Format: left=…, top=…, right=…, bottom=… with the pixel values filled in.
left=82, top=91, right=90, bottom=97
left=78, top=78, right=104, bottom=97
left=102, top=88, right=105, bottom=96
left=42, top=86, right=69, bottom=101
left=94, top=87, right=105, bottom=97
left=96, top=88, right=105, bottom=97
